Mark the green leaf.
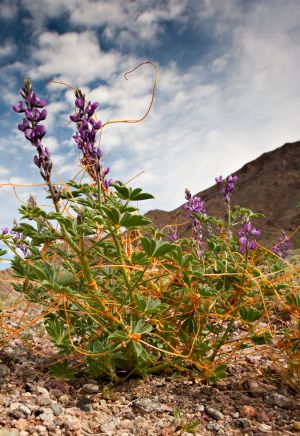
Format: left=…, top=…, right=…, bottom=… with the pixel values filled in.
left=48, top=360, right=75, bottom=380
left=120, top=213, right=151, bottom=228
left=250, top=331, right=272, bottom=345
left=108, top=331, right=128, bottom=342
left=102, top=206, right=122, bottom=225
left=286, top=293, right=300, bottom=308
left=111, top=183, right=131, bottom=200
left=46, top=319, right=70, bottom=349
left=239, top=307, right=263, bottom=323
left=154, top=241, right=176, bottom=257
left=132, top=341, right=144, bottom=357
left=130, top=188, right=154, bottom=201
left=141, top=237, right=157, bottom=257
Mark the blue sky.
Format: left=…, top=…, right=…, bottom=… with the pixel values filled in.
left=1, top=0, right=300, bottom=233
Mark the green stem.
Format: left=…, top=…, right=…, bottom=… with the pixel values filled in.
left=108, top=223, right=131, bottom=291
left=47, top=180, right=107, bottom=310
left=227, top=202, right=231, bottom=234
left=97, top=176, right=102, bottom=206
left=210, top=312, right=237, bottom=362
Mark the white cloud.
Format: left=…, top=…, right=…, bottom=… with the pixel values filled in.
left=0, top=0, right=18, bottom=20
left=30, top=31, right=124, bottom=85
left=0, top=166, right=10, bottom=176
left=0, top=40, right=17, bottom=59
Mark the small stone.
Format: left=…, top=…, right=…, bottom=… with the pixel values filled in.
left=58, top=394, right=70, bottom=405
left=38, top=394, right=51, bottom=406
left=50, top=388, right=64, bottom=399
left=100, top=418, right=120, bottom=434
left=239, top=405, right=256, bottom=418
left=231, top=412, right=239, bottom=418
left=9, top=403, right=31, bottom=419
left=64, top=416, right=80, bottom=431
left=257, top=411, right=269, bottom=422
left=36, top=386, right=49, bottom=396
left=50, top=402, right=63, bottom=416
left=119, top=420, right=133, bottom=430
left=234, top=418, right=251, bottom=429
left=256, top=423, right=272, bottom=432
left=81, top=383, right=99, bottom=394
left=294, top=421, right=300, bottom=431
left=0, top=364, right=10, bottom=377
left=39, top=412, right=54, bottom=425
left=15, top=419, right=28, bottom=432
left=265, top=392, right=292, bottom=409
left=135, top=397, right=172, bottom=413
left=247, top=380, right=273, bottom=395
left=77, top=398, right=90, bottom=412
left=35, top=425, right=47, bottom=434
left=206, top=423, right=223, bottom=432
left=205, top=405, right=224, bottom=420
left=0, top=430, right=19, bottom=436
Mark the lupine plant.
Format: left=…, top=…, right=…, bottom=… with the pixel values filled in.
left=0, top=78, right=299, bottom=384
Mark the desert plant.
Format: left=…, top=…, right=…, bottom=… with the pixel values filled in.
left=0, top=74, right=298, bottom=384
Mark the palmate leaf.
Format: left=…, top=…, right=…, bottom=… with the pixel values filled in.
left=141, top=237, right=175, bottom=258
left=48, top=360, right=75, bottom=379
left=286, top=293, right=300, bottom=308
left=239, top=307, right=263, bottom=323
left=46, top=319, right=70, bottom=349
left=111, top=182, right=154, bottom=201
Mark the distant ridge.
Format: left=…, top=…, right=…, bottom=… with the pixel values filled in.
left=145, top=141, right=300, bottom=248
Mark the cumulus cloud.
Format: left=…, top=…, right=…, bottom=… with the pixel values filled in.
left=30, top=30, right=125, bottom=84
left=0, top=40, right=17, bottom=59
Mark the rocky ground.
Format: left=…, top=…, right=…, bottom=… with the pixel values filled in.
left=0, top=254, right=300, bottom=436
left=0, top=326, right=299, bottom=436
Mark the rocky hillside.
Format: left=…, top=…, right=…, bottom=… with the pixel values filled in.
left=146, top=141, right=300, bottom=248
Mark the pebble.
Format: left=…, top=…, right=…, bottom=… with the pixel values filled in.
left=205, top=405, right=224, bottom=420
left=0, top=431, right=19, bottom=436
left=81, top=383, right=99, bottom=394
left=0, top=364, right=10, bottom=377
left=39, top=412, right=54, bottom=424
left=239, top=405, right=256, bottom=418
left=135, top=397, right=172, bottom=413
left=206, top=422, right=224, bottom=432
left=265, top=392, right=292, bottom=409
left=58, top=394, right=70, bottom=405
left=77, top=398, right=91, bottom=412
left=256, top=422, right=272, bottom=432
left=50, top=402, right=63, bottom=415
left=38, top=394, right=51, bottom=406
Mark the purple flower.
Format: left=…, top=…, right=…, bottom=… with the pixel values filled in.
left=13, top=79, right=52, bottom=181
left=70, top=88, right=105, bottom=184
left=272, top=230, right=292, bottom=258
left=1, top=227, right=9, bottom=235
left=215, top=174, right=238, bottom=204
left=12, top=101, right=25, bottom=113
left=168, top=229, right=178, bottom=243
left=238, top=220, right=261, bottom=255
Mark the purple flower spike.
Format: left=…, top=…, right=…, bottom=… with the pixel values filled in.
left=216, top=174, right=238, bottom=204
left=168, top=229, right=178, bottom=242
left=70, top=88, right=105, bottom=185
left=13, top=79, right=52, bottom=181
left=272, top=230, right=292, bottom=258
left=238, top=220, right=261, bottom=255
